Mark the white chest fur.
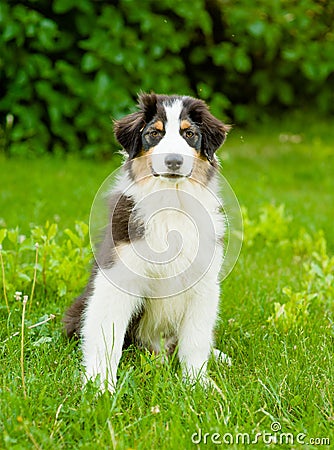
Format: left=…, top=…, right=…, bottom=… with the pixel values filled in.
left=114, top=177, right=224, bottom=293
left=108, top=177, right=224, bottom=350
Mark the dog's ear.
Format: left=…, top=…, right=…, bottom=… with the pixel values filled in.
left=201, top=113, right=231, bottom=162
left=184, top=98, right=231, bottom=162
left=114, top=93, right=158, bottom=159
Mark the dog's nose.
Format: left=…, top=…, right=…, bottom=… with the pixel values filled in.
left=164, top=154, right=184, bottom=171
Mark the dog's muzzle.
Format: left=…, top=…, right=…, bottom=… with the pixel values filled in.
left=151, top=153, right=192, bottom=179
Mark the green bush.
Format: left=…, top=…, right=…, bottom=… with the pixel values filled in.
left=1, top=0, right=334, bottom=156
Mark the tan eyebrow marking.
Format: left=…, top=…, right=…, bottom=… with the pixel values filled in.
left=181, top=119, right=191, bottom=130
left=154, top=120, right=164, bottom=131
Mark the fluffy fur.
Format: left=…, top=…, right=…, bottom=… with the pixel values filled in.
left=63, top=93, right=231, bottom=392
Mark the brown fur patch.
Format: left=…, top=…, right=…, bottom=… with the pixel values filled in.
left=190, top=153, right=218, bottom=185
left=154, top=120, right=164, bottom=131
left=181, top=119, right=191, bottom=130
left=127, top=148, right=155, bottom=183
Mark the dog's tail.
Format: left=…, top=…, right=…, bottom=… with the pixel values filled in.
left=63, top=294, right=86, bottom=339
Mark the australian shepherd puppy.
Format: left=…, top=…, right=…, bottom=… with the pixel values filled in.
left=64, top=93, right=231, bottom=393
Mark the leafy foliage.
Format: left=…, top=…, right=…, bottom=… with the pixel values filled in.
left=1, top=0, right=334, bottom=156
left=0, top=221, right=91, bottom=307
left=242, top=207, right=334, bottom=332
left=268, top=230, right=334, bottom=331
left=242, top=204, right=292, bottom=247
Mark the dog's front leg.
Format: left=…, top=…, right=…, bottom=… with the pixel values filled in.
left=81, top=271, right=139, bottom=393
left=178, top=284, right=220, bottom=386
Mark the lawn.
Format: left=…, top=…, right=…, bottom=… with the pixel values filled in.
left=0, top=115, right=333, bottom=449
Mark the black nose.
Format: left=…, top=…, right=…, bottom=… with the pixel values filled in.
left=164, top=154, right=184, bottom=171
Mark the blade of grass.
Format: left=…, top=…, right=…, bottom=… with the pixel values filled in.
left=21, top=295, right=28, bottom=399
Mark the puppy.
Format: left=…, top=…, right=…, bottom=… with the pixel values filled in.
left=64, top=93, right=231, bottom=392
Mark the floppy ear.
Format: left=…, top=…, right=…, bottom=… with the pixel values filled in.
left=114, top=111, right=144, bottom=159
left=201, top=113, right=231, bottom=162
left=114, top=93, right=158, bottom=159
left=184, top=98, right=231, bottom=162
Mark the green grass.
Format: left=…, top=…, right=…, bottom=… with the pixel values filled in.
left=0, top=115, right=333, bottom=449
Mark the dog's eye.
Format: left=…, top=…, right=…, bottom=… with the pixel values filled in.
left=150, top=130, right=160, bottom=138
left=185, top=130, right=194, bottom=139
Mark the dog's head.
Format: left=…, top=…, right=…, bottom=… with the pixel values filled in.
left=114, top=93, right=230, bottom=181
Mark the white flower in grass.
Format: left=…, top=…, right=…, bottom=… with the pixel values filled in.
left=150, top=405, right=160, bottom=414
left=14, top=291, right=23, bottom=301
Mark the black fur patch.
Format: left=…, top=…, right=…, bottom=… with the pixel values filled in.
left=96, top=193, right=144, bottom=269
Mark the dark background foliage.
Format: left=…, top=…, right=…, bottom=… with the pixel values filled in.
left=1, top=0, right=333, bottom=157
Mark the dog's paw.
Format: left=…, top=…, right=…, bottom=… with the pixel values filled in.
left=182, top=372, right=218, bottom=392
left=83, top=371, right=116, bottom=395
left=181, top=367, right=211, bottom=388
left=212, top=348, right=232, bottom=366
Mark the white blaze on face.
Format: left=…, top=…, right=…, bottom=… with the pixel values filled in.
left=151, top=99, right=195, bottom=177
